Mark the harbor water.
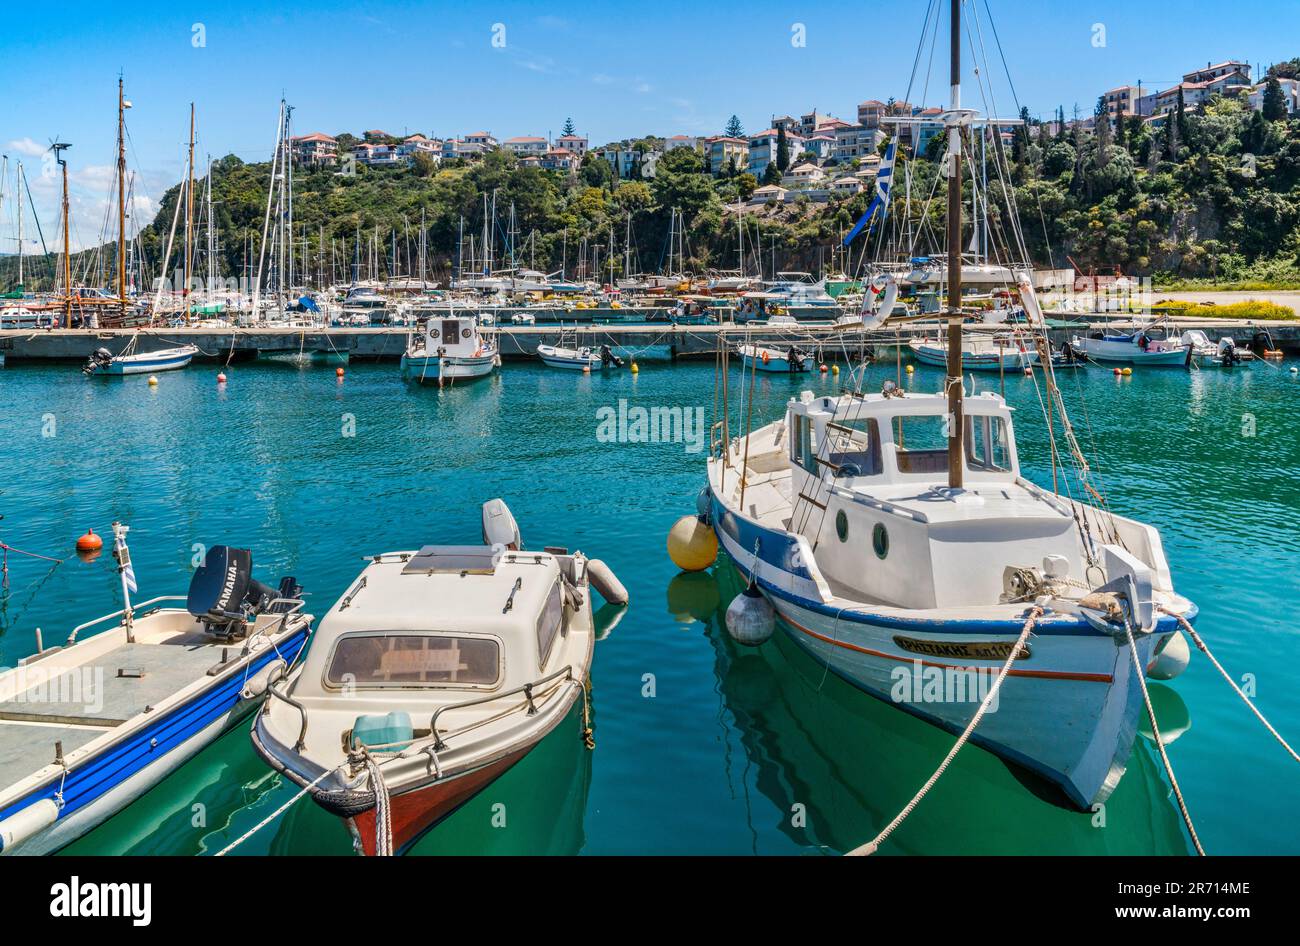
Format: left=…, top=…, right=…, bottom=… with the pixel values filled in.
left=1, top=355, right=1296, bottom=855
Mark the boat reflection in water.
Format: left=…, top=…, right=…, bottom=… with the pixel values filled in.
left=683, top=556, right=1193, bottom=856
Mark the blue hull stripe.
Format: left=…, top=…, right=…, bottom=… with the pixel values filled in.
left=0, top=629, right=308, bottom=848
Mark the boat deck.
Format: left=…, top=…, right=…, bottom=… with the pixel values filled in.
left=0, top=639, right=220, bottom=778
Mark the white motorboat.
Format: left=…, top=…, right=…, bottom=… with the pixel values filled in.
left=537, top=343, right=623, bottom=371
left=908, top=333, right=1040, bottom=372
left=1070, top=323, right=1192, bottom=367
left=738, top=343, right=814, bottom=373
left=82, top=338, right=199, bottom=376
left=401, top=314, right=499, bottom=385
left=0, top=527, right=312, bottom=854
left=1181, top=330, right=1253, bottom=368
left=251, top=499, right=627, bottom=856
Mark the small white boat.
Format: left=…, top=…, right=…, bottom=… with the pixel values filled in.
left=1181, top=330, right=1253, bottom=368
left=82, top=342, right=199, bottom=376
left=510, top=313, right=536, bottom=325
left=537, top=344, right=624, bottom=370
left=401, top=315, right=499, bottom=386
left=908, top=334, right=1040, bottom=372
left=251, top=499, right=627, bottom=856
left=1070, top=324, right=1191, bottom=367
left=738, top=343, right=814, bottom=373
left=0, top=526, right=312, bottom=855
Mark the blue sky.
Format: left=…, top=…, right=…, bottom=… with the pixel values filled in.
left=2, top=0, right=1296, bottom=247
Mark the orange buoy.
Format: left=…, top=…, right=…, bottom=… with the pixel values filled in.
left=819, top=363, right=828, bottom=373
left=336, top=367, right=345, bottom=377
left=76, top=529, right=103, bottom=552
left=217, top=372, right=227, bottom=383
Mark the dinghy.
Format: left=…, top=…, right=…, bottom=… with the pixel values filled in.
left=738, top=343, right=814, bottom=373
left=0, top=525, right=312, bottom=854
left=537, top=343, right=624, bottom=370
left=251, top=499, right=625, bottom=856
left=703, top=0, right=1197, bottom=814
left=401, top=314, right=498, bottom=385
left=82, top=340, right=199, bottom=376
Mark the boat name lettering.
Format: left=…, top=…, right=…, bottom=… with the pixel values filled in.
left=892, top=636, right=1032, bottom=661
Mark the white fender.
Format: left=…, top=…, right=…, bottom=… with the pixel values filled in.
left=587, top=558, right=629, bottom=606
left=1016, top=273, right=1045, bottom=328
left=0, top=798, right=59, bottom=854
left=241, top=658, right=288, bottom=701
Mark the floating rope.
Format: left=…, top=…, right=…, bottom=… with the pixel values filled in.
left=847, top=605, right=1041, bottom=856
left=214, top=767, right=334, bottom=856
left=1124, top=617, right=1204, bottom=855
left=363, top=753, right=394, bottom=857
left=579, top=676, right=595, bottom=750
left=1158, top=606, right=1299, bottom=765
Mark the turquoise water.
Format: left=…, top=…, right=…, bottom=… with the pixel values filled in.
left=0, top=353, right=1296, bottom=855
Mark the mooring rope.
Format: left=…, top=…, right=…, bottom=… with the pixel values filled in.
left=1158, top=606, right=1299, bottom=765
left=214, top=767, right=334, bottom=856
left=364, top=753, right=394, bottom=857
left=847, top=606, right=1041, bottom=856
left=1123, top=617, right=1204, bottom=855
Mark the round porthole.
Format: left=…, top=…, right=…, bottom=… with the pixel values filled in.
left=835, top=509, right=849, bottom=542
left=872, top=523, right=889, bottom=559
left=428, top=327, right=440, bottom=339
left=462, top=328, right=472, bottom=338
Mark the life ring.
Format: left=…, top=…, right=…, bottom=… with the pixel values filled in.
left=761, top=350, right=770, bottom=365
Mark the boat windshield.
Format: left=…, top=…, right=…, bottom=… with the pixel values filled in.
left=324, top=632, right=501, bottom=688
left=889, top=414, right=1013, bottom=476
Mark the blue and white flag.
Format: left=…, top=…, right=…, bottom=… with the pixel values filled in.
left=113, top=527, right=137, bottom=594
left=843, top=138, right=898, bottom=246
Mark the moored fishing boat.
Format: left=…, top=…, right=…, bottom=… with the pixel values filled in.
left=908, top=333, right=1040, bottom=372
left=401, top=314, right=498, bottom=385
left=82, top=340, right=199, bottom=376
left=0, top=526, right=312, bottom=854
left=1070, top=321, right=1192, bottom=367
left=537, top=343, right=624, bottom=370
left=738, top=343, right=814, bottom=373
left=250, top=499, right=627, bottom=856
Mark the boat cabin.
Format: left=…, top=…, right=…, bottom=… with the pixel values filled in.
left=416, top=315, right=486, bottom=358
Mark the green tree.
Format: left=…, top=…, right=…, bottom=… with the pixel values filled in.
left=561, top=117, right=576, bottom=136
left=724, top=115, right=744, bottom=138
left=735, top=172, right=758, bottom=199
left=1262, top=76, right=1289, bottom=121
left=776, top=126, right=790, bottom=172
left=761, top=162, right=781, bottom=185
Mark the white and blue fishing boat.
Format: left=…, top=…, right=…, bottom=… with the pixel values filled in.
left=703, top=0, right=1196, bottom=811
left=537, top=343, right=624, bottom=371
left=401, top=314, right=499, bottom=386
left=908, top=332, right=1040, bottom=372
left=82, top=338, right=199, bottom=376
left=738, top=343, right=814, bottom=374
left=1070, top=320, right=1192, bottom=367
left=0, top=525, right=312, bottom=854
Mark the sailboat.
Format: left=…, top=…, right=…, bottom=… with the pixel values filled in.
left=702, top=0, right=1197, bottom=811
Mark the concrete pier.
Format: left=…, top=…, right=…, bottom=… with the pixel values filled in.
left=1, top=317, right=1297, bottom=365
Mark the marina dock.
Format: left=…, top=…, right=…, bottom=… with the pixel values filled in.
left=4, top=317, right=1298, bottom=364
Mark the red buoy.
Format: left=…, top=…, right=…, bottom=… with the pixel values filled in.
left=76, top=528, right=103, bottom=552
left=217, top=372, right=227, bottom=383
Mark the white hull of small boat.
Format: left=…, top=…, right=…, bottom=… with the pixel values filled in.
left=1071, top=335, right=1191, bottom=367
left=908, top=338, right=1039, bottom=372
left=252, top=506, right=618, bottom=856
left=739, top=345, right=814, bottom=373
left=537, top=345, right=621, bottom=370
left=400, top=351, right=498, bottom=383
left=86, top=345, right=199, bottom=375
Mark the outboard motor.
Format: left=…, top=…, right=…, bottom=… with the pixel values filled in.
left=1218, top=336, right=1239, bottom=367
left=186, top=545, right=295, bottom=638
left=82, top=347, right=114, bottom=376
left=787, top=347, right=809, bottom=373
left=481, top=498, right=524, bottom=551
left=599, top=344, right=624, bottom=368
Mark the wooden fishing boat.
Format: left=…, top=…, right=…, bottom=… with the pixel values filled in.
left=251, top=500, right=626, bottom=855
left=0, top=527, right=311, bottom=854
left=401, top=314, right=498, bottom=385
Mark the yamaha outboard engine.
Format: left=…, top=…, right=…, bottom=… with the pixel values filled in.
left=82, top=347, right=114, bottom=376
left=1219, top=336, right=1239, bottom=368
left=599, top=344, right=624, bottom=368
left=187, top=545, right=299, bottom=638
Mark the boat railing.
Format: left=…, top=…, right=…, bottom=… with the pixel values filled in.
left=243, top=598, right=309, bottom=654
left=265, top=678, right=312, bottom=750
left=65, top=595, right=187, bottom=645
left=425, top=666, right=577, bottom=752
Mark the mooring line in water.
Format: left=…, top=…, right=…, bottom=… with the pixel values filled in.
left=1125, top=618, right=1205, bottom=855
left=846, top=606, right=1041, bottom=856
left=1159, top=606, right=1300, bottom=765
left=213, top=767, right=334, bottom=856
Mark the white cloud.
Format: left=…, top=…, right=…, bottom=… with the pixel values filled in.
left=5, top=137, right=46, bottom=158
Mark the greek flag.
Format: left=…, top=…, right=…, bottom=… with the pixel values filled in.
left=114, top=528, right=137, bottom=594
left=843, top=138, right=897, bottom=246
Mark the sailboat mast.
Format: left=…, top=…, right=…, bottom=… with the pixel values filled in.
left=184, top=103, right=195, bottom=314
left=16, top=163, right=23, bottom=288
left=945, top=0, right=965, bottom=489
left=117, top=78, right=128, bottom=314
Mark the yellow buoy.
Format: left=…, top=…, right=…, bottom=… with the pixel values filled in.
left=1122, top=367, right=1133, bottom=376
left=148, top=375, right=159, bottom=386
left=631, top=362, right=639, bottom=374
left=667, top=515, right=718, bottom=572
left=831, top=364, right=839, bottom=375
left=905, top=364, right=915, bottom=374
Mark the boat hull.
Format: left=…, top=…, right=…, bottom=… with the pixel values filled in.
left=1071, top=338, right=1191, bottom=366
left=909, top=340, right=1039, bottom=372
left=741, top=352, right=814, bottom=373
left=0, top=626, right=309, bottom=855
left=89, top=346, right=198, bottom=376
left=708, top=491, right=1185, bottom=810
left=401, top=352, right=497, bottom=384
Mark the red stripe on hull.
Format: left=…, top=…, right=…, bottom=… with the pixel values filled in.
left=350, top=745, right=532, bottom=856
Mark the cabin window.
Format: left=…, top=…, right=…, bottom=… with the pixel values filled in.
left=537, top=580, right=565, bottom=668
left=891, top=415, right=951, bottom=475
left=324, top=632, right=501, bottom=689
left=827, top=418, right=883, bottom=477
left=442, top=320, right=461, bottom=343
left=835, top=509, right=849, bottom=542
left=790, top=415, right=816, bottom=474
left=965, top=416, right=1012, bottom=472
